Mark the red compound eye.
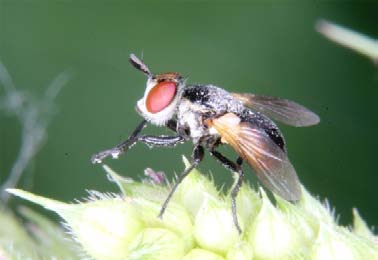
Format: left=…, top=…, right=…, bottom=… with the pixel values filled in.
left=146, top=81, right=177, bottom=113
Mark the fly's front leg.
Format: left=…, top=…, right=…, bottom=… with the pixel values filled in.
left=166, top=119, right=178, bottom=132
left=210, top=150, right=244, bottom=234
left=91, top=119, right=185, bottom=163
left=158, top=145, right=204, bottom=218
left=91, top=120, right=147, bottom=163
left=138, top=135, right=185, bottom=147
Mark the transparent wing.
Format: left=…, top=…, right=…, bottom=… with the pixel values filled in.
left=232, top=93, right=320, bottom=127
left=209, top=113, right=301, bottom=201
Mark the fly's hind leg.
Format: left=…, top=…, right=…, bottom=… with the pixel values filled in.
left=210, top=150, right=244, bottom=234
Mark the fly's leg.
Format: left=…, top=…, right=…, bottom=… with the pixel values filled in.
left=158, top=145, right=204, bottom=218
left=92, top=134, right=185, bottom=163
left=91, top=120, right=183, bottom=164
left=91, top=120, right=147, bottom=163
left=138, top=135, right=184, bottom=147
left=166, top=119, right=178, bottom=132
left=210, top=150, right=244, bottom=234
left=236, top=157, right=243, bottom=166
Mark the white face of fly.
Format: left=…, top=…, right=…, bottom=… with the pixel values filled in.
left=136, top=75, right=184, bottom=126
left=129, top=54, right=185, bottom=126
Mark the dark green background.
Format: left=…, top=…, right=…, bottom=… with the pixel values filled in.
left=1, top=1, right=377, bottom=226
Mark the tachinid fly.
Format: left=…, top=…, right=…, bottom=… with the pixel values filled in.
left=91, top=54, right=320, bottom=233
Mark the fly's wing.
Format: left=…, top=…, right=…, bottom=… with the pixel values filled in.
left=231, top=93, right=320, bottom=127
left=207, top=113, right=301, bottom=201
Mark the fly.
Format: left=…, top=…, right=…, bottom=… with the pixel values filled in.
left=91, top=54, right=320, bottom=233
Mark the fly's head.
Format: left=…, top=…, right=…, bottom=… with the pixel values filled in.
left=129, top=54, right=185, bottom=126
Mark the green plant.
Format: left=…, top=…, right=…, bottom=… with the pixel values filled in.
left=4, top=157, right=377, bottom=260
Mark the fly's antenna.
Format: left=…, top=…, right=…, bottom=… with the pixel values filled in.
left=129, top=53, right=152, bottom=77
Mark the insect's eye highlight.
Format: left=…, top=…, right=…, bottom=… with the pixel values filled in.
left=146, top=81, right=177, bottom=113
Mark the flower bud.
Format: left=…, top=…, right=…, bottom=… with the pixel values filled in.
left=298, top=186, right=335, bottom=225
left=352, top=208, right=376, bottom=243
left=0, top=247, right=14, bottom=260
left=194, top=197, right=240, bottom=255
left=133, top=198, right=194, bottom=250
left=8, top=189, right=143, bottom=260
left=0, top=207, right=39, bottom=259
left=226, top=241, right=253, bottom=260
left=310, top=224, right=363, bottom=260
left=175, top=156, right=220, bottom=217
left=103, top=164, right=168, bottom=202
left=128, top=228, right=185, bottom=259
left=231, top=181, right=261, bottom=227
left=275, top=195, right=318, bottom=246
left=183, top=248, right=225, bottom=260
left=247, top=188, right=304, bottom=260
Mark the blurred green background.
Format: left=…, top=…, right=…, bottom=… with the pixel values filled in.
left=1, top=1, right=377, bottom=226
